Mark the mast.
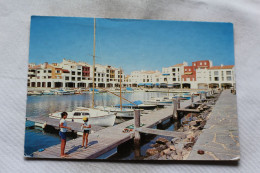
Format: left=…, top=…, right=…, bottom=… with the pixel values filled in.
left=92, top=18, right=96, bottom=109
left=120, top=68, right=122, bottom=111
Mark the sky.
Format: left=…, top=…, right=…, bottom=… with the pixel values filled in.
left=29, top=16, right=234, bottom=75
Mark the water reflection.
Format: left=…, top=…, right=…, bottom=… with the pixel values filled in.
left=26, top=92, right=176, bottom=117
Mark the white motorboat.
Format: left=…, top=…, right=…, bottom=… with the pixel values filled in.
left=42, top=90, right=55, bottom=95
left=49, top=107, right=116, bottom=127
left=95, top=106, right=144, bottom=118
left=144, top=96, right=173, bottom=106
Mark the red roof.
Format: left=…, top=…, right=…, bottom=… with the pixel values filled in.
left=208, top=65, right=234, bottom=70
left=62, top=69, right=70, bottom=73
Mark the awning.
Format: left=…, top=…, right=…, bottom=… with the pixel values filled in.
left=184, top=72, right=193, bottom=75
left=173, top=83, right=181, bottom=86
left=155, top=83, right=160, bottom=86
left=145, top=83, right=153, bottom=86
left=126, top=87, right=133, bottom=91
left=138, top=83, right=145, bottom=86
left=89, top=88, right=99, bottom=92
left=162, top=74, right=170, bottom=76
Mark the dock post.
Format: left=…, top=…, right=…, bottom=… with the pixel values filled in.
left=191, top=93, right=194, bottom=107
left=134, top=109, right=141, bottom=145
left=134, top=109, right=141, bottom=159
left=177, top=97, right=180, bottom=109
left=173, top=98, right=178, bottom=120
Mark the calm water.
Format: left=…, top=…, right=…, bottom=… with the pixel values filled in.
left=25, top=91, right=176, bottom=156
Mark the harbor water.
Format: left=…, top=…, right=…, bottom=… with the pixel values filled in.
left=24, top=91, right=180, bottom=156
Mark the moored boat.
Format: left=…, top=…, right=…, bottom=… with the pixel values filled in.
left=49, top=107, right=116, bottom=126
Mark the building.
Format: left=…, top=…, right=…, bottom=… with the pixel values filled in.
left=27, top=59, right=235, bottom=89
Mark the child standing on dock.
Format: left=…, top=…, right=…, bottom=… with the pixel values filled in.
left=81, top=117, right=91, bottom=149
left=59, top=112, right=71, bottom=158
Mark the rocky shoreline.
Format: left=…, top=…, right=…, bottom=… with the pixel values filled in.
left=144, top=105, right=214, bottom=160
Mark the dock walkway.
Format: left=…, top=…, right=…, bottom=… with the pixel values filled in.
left=32, top=96, right=201, bottom=159
left=188, top=90, right=240, bottom=160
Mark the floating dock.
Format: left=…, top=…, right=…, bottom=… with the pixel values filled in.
left=30, top=91, right=219, bottom=159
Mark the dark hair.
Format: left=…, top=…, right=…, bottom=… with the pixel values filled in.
left=61, top=112, right=68, bottom=118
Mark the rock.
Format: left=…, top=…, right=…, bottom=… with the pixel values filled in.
left=156, top=144, right=167, bottom=152
left=169, top=145, right=176, bottom=151
left=189, top=121, right=197, bottom=126
left=150, top=143, right=160, bottom=148
left=184, top=142, right=194, bottom=149
left=156, top=137, right=169, bottom=145
left=144, top=153, right=160, bottom=160
left=171, top=153, right=183, bottom=160
left=166, top=141, right=171, bottom=148
left=197, top=150, right=205, bottom=155
left=146, top=148, right=159, bottom=156
left=171, top=137, right=181, bottom=144
left=162, top=148, right=172, bottom=155
left=158, top=155, right=167, bottom=160
left=176, top=149, right=182, bottom=156
left=183, top=125, right=190, bottom=131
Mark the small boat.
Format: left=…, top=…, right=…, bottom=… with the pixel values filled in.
left=27, top=91, right=42, bottom=96
left=89, top=88, right=99, bottom=94
left=42, top=90, right=55, bottom=95
left=95, top=106, right=144, bottom=118
left=173, top=93, right=191, bottom=100
left=115, top=100, right=157, bottom=110
left=144, top=96, right=173, bottom=107
left=49, top=107, right=116, bottom=127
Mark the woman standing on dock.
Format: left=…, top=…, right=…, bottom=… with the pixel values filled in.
left=59, top=112, right=71, bottom=158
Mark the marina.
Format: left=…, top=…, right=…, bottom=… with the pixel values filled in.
left=28, top=90, right=224, bottom=159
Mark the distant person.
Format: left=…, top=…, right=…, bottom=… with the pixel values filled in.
left=59, top=112, right=71, bottom=158
left=81, top=117, right=91, bottom=148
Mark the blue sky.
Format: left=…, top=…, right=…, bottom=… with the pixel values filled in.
left=29, top=16, right=234, bottom=74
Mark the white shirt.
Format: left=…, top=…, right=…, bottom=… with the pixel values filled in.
left=82, top=122, right=91, bottom=131
left=60, top=118, right=67, bottom=132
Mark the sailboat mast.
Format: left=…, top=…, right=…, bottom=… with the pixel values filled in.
left=92, top=18, right=96, bottom=109
left=120, top=68, right=122, bottom=111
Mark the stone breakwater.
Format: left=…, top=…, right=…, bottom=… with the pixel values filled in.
left=144, top=108, right=213, bottom=160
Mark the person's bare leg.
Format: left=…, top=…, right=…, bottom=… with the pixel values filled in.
left=85, top=133, right=89, bottom=147
left=60, top=139, right=65, bottom=157
left=82, top=133, right=85, bottom=147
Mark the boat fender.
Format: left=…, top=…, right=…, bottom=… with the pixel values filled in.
left=122, top=128, right=130, bottom=133
left=38, top=148, right=45, bottom=152
left=42, top=122, right=47, bottom=129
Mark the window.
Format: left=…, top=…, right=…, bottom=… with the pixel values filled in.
left=185, top=69, right=187, bottom=71
left=48, top=76, right=51, bottom=79
left=143, top=79, right=145, bottom=82
left=82, top=113, right=89, bottom=116
left=194, top=63, right=196, bottom=66
left=48, top=70, right=51, bottom=73
left=222, top=77, right=224, bottom=81
left=214, top=71, right=219, bottom=75
left=72, top=71, right=75, bottom=75
left=227, top=76, right=232, bottom=81
left=209, top=77, right=211, bottom=81
left=164, top=78, right=167, bottom=82
left=77, top=77, right=81, bottom=81
left=72, top=77, right=75, bottom=81
left=200, top=62, right=202, bottom=65
left=204, top=62, right=206, bottom=65
left=73, top=112, right=81, bottom=116
left=173, top=78, right=176, bottom=81
left=214, top=77, right=219, bottom=81
left=226, top=71, right=232, bottom=75
left=189, top=69, right=191, bottom=71
left=44, top=70, right=46, bottom=73
left=77, top=72, right=81, bottom=75
left=37, top=71, right=40, bottom=73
